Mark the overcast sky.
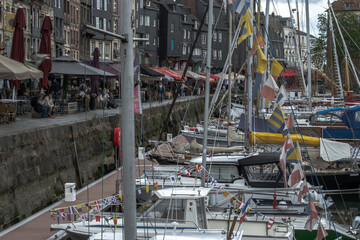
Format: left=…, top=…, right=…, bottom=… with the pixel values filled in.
left=259, top=0, right=333, bottom=36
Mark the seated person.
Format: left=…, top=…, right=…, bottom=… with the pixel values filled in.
left=44, top=92, right=56, bottom=118
left=104, top=89, right=117, bottom=109
left=34, top=91, right=50, bottom=118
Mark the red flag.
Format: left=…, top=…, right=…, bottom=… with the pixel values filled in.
left=267, top=218, right=274, bottom=229
left=298, top=181, right=309, bottom=202
left=94, top=201, right=101, bottom=212
left=260, top=75, right=279, bottom=101
left=194, top=165, right=199, bottom=173
left=288, top=163, right=303, bottom=187
left=185, top=169, right=190, bottom=177
left=286, top=113, right=294, bottom=129
left=154, top=182, right=158, bottom=190
left=316, top=222, right=328, bottom=240
left=305, top=200, right=319, bottom=231
left=279, top=144, right=288, bottom=187
left=96, top=215, right=100, bottom=222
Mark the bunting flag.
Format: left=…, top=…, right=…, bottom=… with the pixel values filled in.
left=270, top=58, right=284, bottom=80
left=286, top=142, right=302, bottom=162
left=60, top=209, right=66, bottom=220
left=170, top=175, right=176, bottom=183
left=177, top=173, right=182, bottom=181
left=185, top=169, right=191, bottom=177
left=239, top=198, right=251, bottom=223
left=95, top=201, right=101, bottom=212
left=57, top=213, right=60, bottom=224
left=280, top=134, right=294, bottom=187
left=112, top=195, right=117, bottom=203
left=113, top=216, right=118, bottom=228
left=210, top=178, right=217, bottom=186
left=119, top=191, right=123, bottom=201
left=261, top=75, right=279, bottom=101
left=67, top=213, right=71, bottom=221
left=232, top=0, right=250, bottom=15
left=145, top=185, right=149, bottom=193
left=316, top=222, right=328, bottom=240
left=256, top=46, right=268, bottom=74
left=237, top=10, right=254, bottom=45
left=298, top=181, right=309, bottom=202
left=267, top=218, right=274, bottom=229
left=276, top=85, right=288, bottom=107
left=205, top=173, right=210, bottom=180
left=252, top=72, right=263, bottom=99
left=304, top=196, right=319, bottom=231
left=76, top=205, right=83, bottom=212
left=81, top=215, right=86, bottom=226
left=238, top=201, right=244, bottom=210
left=154, top=182, right=158, bottom=190
left=267, top=104, right=286, bottom=133
left=216, top=186, right=222, bottom=196
left=223, top=191, right=230, bottom=197
left=250, top=32, right=265, bottom=56
left=194, top=165, right=199, bottom=173
left=282, top=113, right=295, bottom=137
left=86, top=203, right=92, bottom=211
left=137, top=188, right=142, bottom=195
left=103, top=198, right=109, bottom=206
left=288, top=163, right=304, bottom=187
left=96, top=215, right=101, bottom=222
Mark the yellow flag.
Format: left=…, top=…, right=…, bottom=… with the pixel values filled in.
left=119, top=193, right=123, bottom=201
left=145, top=185, right=149, bottom=193
left=223, top=191, right=230, bottom=197
left=256, top=46, right=268, bottom=74
left=270, top=58, right=284, bottom=78
left=237, top=20, right=254, bottom=45
left=240, top=9, right=253, bottom=26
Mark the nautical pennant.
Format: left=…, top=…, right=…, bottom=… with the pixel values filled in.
left=288, top=162, right=304, bottom=188
left=185, top=169, right=191, bottom=177
left=316, top=222, right=328, bottom=240
left=239, top=198, right=251, bottom=223
left=276, top=85, right=288, bottom=107
left=270, top=58, right=284, bottom=80
left=267, top=218, right=274, bottom=229
left=261, top=75, right=279, bottom=101
left=112, top=195, right=117, bottom=203
left=298, top=180, right=309, bottom=202
left=267, top=104, right=286, bottom=133
left=232, top=0, right=250, bottom=15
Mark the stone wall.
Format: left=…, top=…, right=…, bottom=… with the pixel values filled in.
left=0, top=98, right=204, bottom=230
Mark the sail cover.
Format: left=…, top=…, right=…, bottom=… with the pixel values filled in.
left=320, top=138, right=351, bottom=162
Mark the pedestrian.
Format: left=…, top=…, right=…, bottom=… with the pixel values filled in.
left=180, top=83, right=185, bottom=97
left=158, top=82, right=165, bottom=103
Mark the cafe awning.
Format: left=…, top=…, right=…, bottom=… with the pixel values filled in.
left=176, top=70, right=205, bottom=81
left=141, top=65, right=164, bottom=77
left=151, top=66, right=187, bottom=81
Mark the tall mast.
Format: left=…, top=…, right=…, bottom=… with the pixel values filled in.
left=120, top=0, right=136, bottom=239
left=261, top=0, right=270, bottom=112
left=245, top=0, right=254, bottom=151
left=305, top=0, right=312, bottom=109
left=227, top=2, right=233, bottom=128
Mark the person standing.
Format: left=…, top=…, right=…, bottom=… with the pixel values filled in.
left=158, top=82, right=165, bottom=103
left=180, top=83, right=185, bottom=97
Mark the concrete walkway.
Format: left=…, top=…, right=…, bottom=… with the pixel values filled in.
left=0, top=95, right=203, bottom=137
left=0, top=95, right=203, bottom=239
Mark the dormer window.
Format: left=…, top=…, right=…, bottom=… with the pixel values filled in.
left=344, top=2, right=350, bottom=9
left=194, top=21, right=198, bottom=29
left=146, top=0, right=150, bottom=7
left=183, top=15, right=187, bottom=22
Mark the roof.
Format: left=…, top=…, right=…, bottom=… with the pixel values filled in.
left=237, top=152, right=281, bottom=166
left=154, top=187, right=211, bottom=199
left=151, top=66, right=187, bottom=81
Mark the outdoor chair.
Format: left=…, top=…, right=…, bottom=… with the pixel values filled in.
left=0, top=102, right=8, bottom=123
left=7, top=102, right=17, bottom=122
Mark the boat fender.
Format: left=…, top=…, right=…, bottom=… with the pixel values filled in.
left=114, top=128, right=121, bottom=147
left=277, top=201, right=288, bottom=210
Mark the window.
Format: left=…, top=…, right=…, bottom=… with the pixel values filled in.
left=104, top=0, right=107, bottom=10
left=98, top=42, right=103, bottom=57
left=136, top=19, right=138, bottom=28
left=96, top=17, right=99, bottom=28
left=183, top=15, right=187, bottom=22
left=146, top=0, right=150, bottom=7
left=114, top=0, right=117, bottom=12
left=140, top=0, right=143, bottom=8
left=153, top=19, right=156, bottom=27
left=218, top=50, right=222, bottom=60
left=97, top=0, right=101, bottom=9
left=182, top=43, right=186, bottom=54
left=188, top=46, right=190, bottom=54
left=145, top=16, right=150, bottom=26
left=105, top=43, right=109, bottom=57
left=207, top=165, right=240, bottom=183
left=170, top=22, right=174, bottom=33
left=201, top=34, right=206, bottom=44
left=213, top=49, right=217, bottom=59
left=344, top=2, right=350, bottom=9
left=103, top=18, right=106, bottom=30
left=146, top=34, right=150, bottom=44
left=218, top=32, right=222, bottom=42
left=136, top=2, right=139, bottom=11
left=202, top=50, right=206, bottom=59
left=213, top=31, right=217, bottom=42
left=171, top=40, right=174, bottom=51
left=187, top=30, right=190, bottom=39
left=194, top=21, right=198, bottom=29
left=140, top=15, right=143, bottom=25
left=153, top=38, right=156, bottom=45
left=114, top=20, right=117, bottom=33
left=194, top=48, right=201, bottom=56
left=184, top=29, right=186, bottom=39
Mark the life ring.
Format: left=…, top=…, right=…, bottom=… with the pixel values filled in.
left=114, top=128, right=121, bottom=147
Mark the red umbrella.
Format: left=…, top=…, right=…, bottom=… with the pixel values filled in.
left=10, top=7, right=26, bottom=90
left=38, top=16, right=53, bottom=89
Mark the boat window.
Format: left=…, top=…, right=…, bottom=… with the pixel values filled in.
left=207, top=165, right=240, bottom=183
left=143, top=199, right=185, bottom=221
left=244, top=163, right=280, bottom=182
left=355, top=112, right=360, bottom=122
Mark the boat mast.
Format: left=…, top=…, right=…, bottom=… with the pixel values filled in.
left=245, top=0, right=254, bottom=151
left=305, top=0, right=312, bottom=109
left=120, top=0, right=136, bottom=238
left=329, top=2, right=360, bottom=90
left=202, top=0, right=213, bottom=187
left=261, top=0, right=270, bottom=113
left=227, top=1, right=233, bottom=128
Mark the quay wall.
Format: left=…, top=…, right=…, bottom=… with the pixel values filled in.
left=0, top=98, right=205, bottom=230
